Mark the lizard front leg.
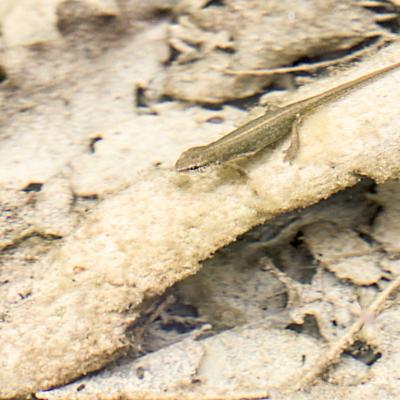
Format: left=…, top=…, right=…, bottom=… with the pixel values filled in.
left=283, top=113, right=302, bottom=163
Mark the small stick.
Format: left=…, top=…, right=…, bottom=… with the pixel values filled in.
left=290, top=274, right=400, bottom=392
left=224, top=37, right=390, bottom=77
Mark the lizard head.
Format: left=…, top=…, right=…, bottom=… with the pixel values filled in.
left=175, top=145, right=211, bottom=172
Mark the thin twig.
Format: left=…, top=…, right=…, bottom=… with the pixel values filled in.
left=224, top=36, right=390, bottom=77
left=260, top=257, right=301, bottom=309
left=290, top=274, right=400, bottom=392
left=355, top=0, right=392, bottom=7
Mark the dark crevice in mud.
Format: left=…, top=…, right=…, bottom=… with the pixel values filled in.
left=345, top=340, right=382, bottom=366
left=202, top=0, right=225, bottom=8
left=286, top=314, right=322, bottom=340
left=22, top=182, right=43, bottom=193
left=88, top=135, right=103, bottom=153
left=0, top=65, right=7, bottom=83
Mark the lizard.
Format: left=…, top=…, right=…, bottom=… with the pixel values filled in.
left=175, top=60, right=400, bottom=172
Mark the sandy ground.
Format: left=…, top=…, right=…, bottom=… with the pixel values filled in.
left=1, top=1, right=400, bottom=399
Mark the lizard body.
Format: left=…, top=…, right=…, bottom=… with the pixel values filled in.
left=175, top=61, right=400, bottom=172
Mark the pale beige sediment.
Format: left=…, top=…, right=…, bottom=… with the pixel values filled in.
left=1, top=0, right=400, bottom=395
left=1, top=48, right=400, bottom=398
